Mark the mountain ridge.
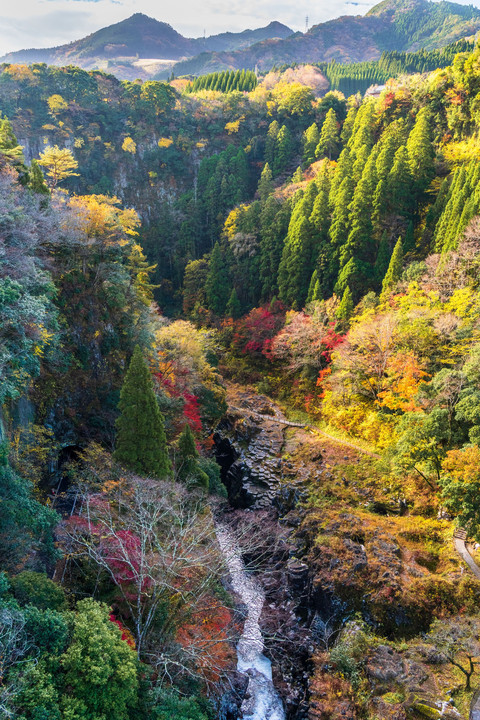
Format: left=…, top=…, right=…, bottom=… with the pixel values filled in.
left=0, top=14, right=293, bottom=75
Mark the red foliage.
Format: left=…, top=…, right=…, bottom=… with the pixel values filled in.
left=182, top=392, right=202, bottom=433
left=320, top=324, right=345, bottom=363
left=109, top=614, right=136, bottom=648
left=176, top=598, right=235, bottom=684
left=232, top=301, right=285, bottom=359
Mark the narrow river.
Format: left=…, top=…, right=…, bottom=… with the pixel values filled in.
left=216, top=523, right=285, bottom=720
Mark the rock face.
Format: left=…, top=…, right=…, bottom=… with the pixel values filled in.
left=214, top=394, right=288, bottom=509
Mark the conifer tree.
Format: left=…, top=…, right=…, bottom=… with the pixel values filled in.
left=340, top=152, right=377, bottom=288
left=177, top=423, right=198, bottom=481
left=265, top=120, right=280, bottom=167
left=278, top=213, right=315, bottom=308
left=258, top=162, right=274, bottom=203
left=205, top=242, right=230, bottom=315
left=316, top=109, right=340, bottom=159
left=292, top=166, right=303, bottom=183
left=226, top=288, right=242, bottom=318
left=381, top=238, right=403, bottom=297
left=406, top=107, right=435, bottom=195
left=303, top=122, right=320, bottom=166
left=274, top=125, right=293, bottom=176
left=114, top=345, right=171, bottom=477
left=259, top=196, right=290, bottom=300
left=340, top=106, right=357, bottom=145
left=387, top=146, right=413, bottom=217
left=0, top=115, right=25, bottom=168
left=374, top=231, right=390, bottom=286
left=28, top=159, right=49, bottom=196
left=337, top=286, right=354, bottom=322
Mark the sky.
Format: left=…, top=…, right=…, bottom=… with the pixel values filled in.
left=0, top=0, right=373, bottom=54
left=0, top=0, right=478, bottom=55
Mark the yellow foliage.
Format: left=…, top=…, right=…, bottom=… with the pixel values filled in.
left=158, top=137, right=173, bottom=148
left=225, top=117, right=244, bottom=134
left=47, top=94, right=68, bottom=114
left=223, top=205, right=249, bottom=240
left=122, top=136, right=136, bottom=154
left=441, top=136, right=480, bottom=165
left=68, top=194, right=140, bottom=243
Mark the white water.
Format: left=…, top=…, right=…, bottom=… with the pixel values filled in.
left=216, top=524, right=285, bottom=720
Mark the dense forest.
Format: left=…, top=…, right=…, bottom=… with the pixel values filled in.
left=4, top=32, right=480, bottom=720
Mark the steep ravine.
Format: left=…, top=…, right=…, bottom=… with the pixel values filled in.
left=213, top=384, right=477, bottom=720
left=213, top=385, right=314, bottom=719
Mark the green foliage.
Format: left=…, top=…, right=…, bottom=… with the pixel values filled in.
left=0, top=463, right=58, bottom=571
left=114, top=345, right=171, bottom=477
left=316, top=108, right=340, bottom=160
left=205, top=243, right=230, bottom=315
left=151, top=688, right=210, bottom=720
left=61, top=598, right=139, bottom=719
left=226, top=287, right=242, bottom=319
left=198, top=457, right=227, bottom=498
left=381, top=238, right=403, bottom=297
left=189, top=69, right=257, bottom=94
left=10, top=571, right=67, bottom=611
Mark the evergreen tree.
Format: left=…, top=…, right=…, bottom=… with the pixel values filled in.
left=257, top=162, right=274, bottom=203
left=259, top=196, right=291, bottom=300
left=292, top=166, right=303, bottom=183
left=374, top=231, right=390, bottom=286
left=340, top=106, right=357, bottom=145
left=28, top=159, right=49, bottom=195
left=381, top=238, right=403, bottom=297
left=337, top=286, right=354, bottom=322
left=205, top=242, right=230, bottom=315
left=226, top=287, right=242, bottom=318
left=274, top=125, right=293, bottom=176
left=177, top=423, right=198, bottom=481
left=316, top=109, right=340, bottom=159
left=114, top=345, right=171, bottom=477
left=303, top=122, right=320, bottom=166
left=265, top=120, right=280, bottom=167
left=340, top=151, right=377, bottom=290
left=406, top=107, right=435, bottom=195
left=387, top=145, right=413, bottom=217
left=278, top=213, right=315, bottom=308
left=0, top=115, right=25, bottom=169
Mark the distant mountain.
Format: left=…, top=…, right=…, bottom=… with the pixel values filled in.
left=172, top=0, right=480, bottom=76
left=0, top=14, right=293, bottom=79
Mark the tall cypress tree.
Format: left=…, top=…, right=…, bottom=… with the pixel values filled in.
left=274, top=125, right=293, bottom=176
left=337, top=286, right=354, bottom=322
left=381, top=238, right=403, bottom=298
left=257, top=162, right=274, bottom=203
left=303, top=123, right=320, bottom=166
left=177, top=423, right=198, bottom=482
left=226, top=288, right=242, bottom=318
left=205, top=242, right=230, bottom=314
left=114, top=346, right=171, bottom=477
left=265, top=120, right=280, bottom=167
left=316, top=109, right=340, bottom=160
left=406, top=107, right=435, bottom=196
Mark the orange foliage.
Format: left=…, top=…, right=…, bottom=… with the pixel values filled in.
left=377, top=351, right=429, bottom=412
left=176, top=598, right=235, bottom=684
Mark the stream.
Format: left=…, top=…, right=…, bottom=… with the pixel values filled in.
left=216, top=523, right=286, bottom=720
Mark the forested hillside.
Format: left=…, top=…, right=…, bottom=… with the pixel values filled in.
left=4, top=30, right=480, bottom=720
